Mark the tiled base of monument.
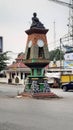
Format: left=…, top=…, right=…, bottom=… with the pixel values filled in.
left=18, top=92, right=59, bottom=99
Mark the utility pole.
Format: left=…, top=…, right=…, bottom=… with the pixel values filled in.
left=53, top=21, right=56, bottom=49
left=60, top=38, right=62, bottom=68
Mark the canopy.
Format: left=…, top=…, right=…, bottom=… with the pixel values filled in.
left=45, top=72, right=61, bottom=79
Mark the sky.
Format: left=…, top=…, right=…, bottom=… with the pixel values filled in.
left=0, top=0, right=70, bottom=63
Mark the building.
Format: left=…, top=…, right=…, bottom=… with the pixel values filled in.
left=1, top=53, right=30, bottom=84
left=46, top=60, right=73, bottom=87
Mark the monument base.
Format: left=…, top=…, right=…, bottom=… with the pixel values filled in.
left=21, top=77, right=59, bottom=99
left=18, top=91, right=59, bottom=99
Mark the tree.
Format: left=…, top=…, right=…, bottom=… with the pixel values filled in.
left=49, top=49, right=64, bottom=61
left=0, top=52, right=10, bottom=72
left=18, top=52, right=25, bottom=57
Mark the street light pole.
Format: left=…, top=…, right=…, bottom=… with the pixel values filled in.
left=60, top=38, right=62, bottom=69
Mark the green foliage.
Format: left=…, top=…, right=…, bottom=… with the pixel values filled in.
left=0, top=52, right=9, bottom=71
left=18, top=52, right=24, bottom=57
left=49, top=49, right=64, bottom=61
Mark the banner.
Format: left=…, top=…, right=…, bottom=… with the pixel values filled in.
left=64, top=61, right=73, bottom=69
left=64, top=53, right=73, bottom=60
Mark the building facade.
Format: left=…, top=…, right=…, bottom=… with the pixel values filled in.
left=1, top=53, right=30, bottom=84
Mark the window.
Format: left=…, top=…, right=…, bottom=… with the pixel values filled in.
left=12, top=73, right=15, bottom=79
left=21, top=72, right=23, bottom=79
left=27, top=48, right=31, bottom=59
left=17, top=72, right=19, bottom=76
left=38, top=47, right=44, bottom=58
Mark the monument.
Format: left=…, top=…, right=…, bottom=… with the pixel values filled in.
left=20, top=13, right=58, bottom=99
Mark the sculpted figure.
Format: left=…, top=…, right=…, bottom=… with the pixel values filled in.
left=31, top=81, right=39, bottom=93
left=30, top=12, right=45, bottom=29
left=43, top=80, right=51, bottom=92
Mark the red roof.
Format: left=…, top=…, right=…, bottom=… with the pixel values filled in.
left=16, top=54, right=25, bottom=60
left=8, top=62, right=27, bottom=68
left=8, top=53, right=29, bottom=69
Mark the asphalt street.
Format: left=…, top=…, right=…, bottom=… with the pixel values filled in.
left=0, top=84, right=24, bottom=98
left=0, top=84, right=73, bottom=130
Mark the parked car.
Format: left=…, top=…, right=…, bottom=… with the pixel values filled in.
left=61, top=81, right=73, bottom=92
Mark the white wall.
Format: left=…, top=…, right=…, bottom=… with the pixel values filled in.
left=0, top=77, right=8, bottom=83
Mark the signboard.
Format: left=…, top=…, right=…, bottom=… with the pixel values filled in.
left=64, top=52, right=73, bottom=60
left=0, top=37, right=3, bottom=53
left=64, top=61, right=73, bottom=69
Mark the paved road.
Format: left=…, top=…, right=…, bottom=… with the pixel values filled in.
left=0, top=84, right=73, bottom=130
left=0, top=84, right=24, bottom=98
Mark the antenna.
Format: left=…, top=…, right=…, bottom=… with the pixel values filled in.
left=53, top=21, right=56, bottom=49
left=48, top=0, right=73, bottom=46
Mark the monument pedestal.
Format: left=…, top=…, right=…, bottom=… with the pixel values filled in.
left=18, top=91, right=59, bottom=99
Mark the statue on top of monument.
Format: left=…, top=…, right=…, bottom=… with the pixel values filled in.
left=30, top=12, right=45, bottom=29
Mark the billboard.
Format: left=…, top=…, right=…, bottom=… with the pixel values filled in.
left=64, top=61, right=73, bottom=69
left=0, top=37, right=3, bottom=53
left=64, top=52, right=73, bottom=60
